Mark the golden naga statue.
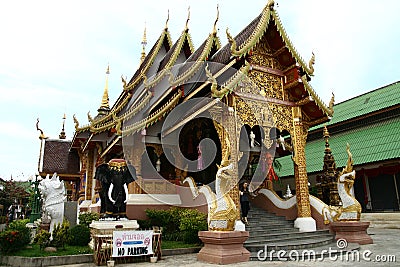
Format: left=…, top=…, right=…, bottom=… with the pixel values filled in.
left=322, top=144, right=362, bottom=223
left=184, top=163, right=239, bottom=231
left=183, top=122, right=239, bottom=231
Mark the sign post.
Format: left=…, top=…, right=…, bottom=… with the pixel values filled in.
left=112, top=230, right=153, bottom=258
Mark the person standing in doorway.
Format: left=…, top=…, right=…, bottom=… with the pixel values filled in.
left=240, top=182, right=250, bottom=225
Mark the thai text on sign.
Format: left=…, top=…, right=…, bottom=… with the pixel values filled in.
left=112, top=230, right=153, bottom=257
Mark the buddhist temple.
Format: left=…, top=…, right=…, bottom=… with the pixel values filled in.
left=70, top=0, right=334, bottom=232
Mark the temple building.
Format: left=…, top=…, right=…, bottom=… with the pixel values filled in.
left=276, top=81, right=400, bottom=212
left=36, top=117, right=80, bottom=201
left=70, top=1, right=334, bottom=232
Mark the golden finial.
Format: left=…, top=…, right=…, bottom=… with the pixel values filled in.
left=36, top=118, right=48, bottom=140
left=165, top=9, right=170, bottom=29
left=329, top=92, right=335, bottom=114
left=185, top=6, right=190, bottom=29
left=226, top=28, right=237, bottom=52
left=140, top=23, right=147, bottom=64
left=121, top=75, right=127, bottom=90
left=87, top=111, right=93, bottom=123
left=59, top=113, right=66, bottom=139
left=212, top=4, right=220, bottom=34
left=73, top=114, right=80, bottom=130
left=308, top=51, right=315, bottom=75
left=267, top=0, right=275, bottom=10
left=98, top=64, right=111, bottom=115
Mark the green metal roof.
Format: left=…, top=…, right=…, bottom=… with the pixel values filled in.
left=310, top=81, right=400, bottom=131
left=276, top=116, right=400, bottom=177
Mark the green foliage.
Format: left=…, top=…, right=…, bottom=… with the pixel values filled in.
left=51, top=220, right=70, bottom=249
left=6, top=243, right=92, bottom=257
left=0, top=180, right=30, bottom=211
left=33, top=229, right=51, bottom=250
left=179, top=209, right=208, bottom=244
left=78, top=212, right=100, bottom=227
left=67, top=224, right=91, bottom=246
left=137, top=219, right=151, bottom=229
left=0, top=219, right=31, bottom=253
left=145, top=207, right=207, bottom=244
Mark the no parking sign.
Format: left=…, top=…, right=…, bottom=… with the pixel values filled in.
left=112, top=230, right=153, bottom=257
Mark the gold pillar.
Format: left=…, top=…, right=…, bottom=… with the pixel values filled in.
left=292, top=106, right=311, bottom=218
left=78, top=150, right=87, bottom=204
left=93, top=146, right=105, bottom=204
left=85, top=149, right=94, bottom=201
left=227, top=108, right=240, bottom=215
left=127, top=135, right=144, bottom=194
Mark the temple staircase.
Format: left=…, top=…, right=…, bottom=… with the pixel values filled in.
left=244, top=205, right=337, bottom=261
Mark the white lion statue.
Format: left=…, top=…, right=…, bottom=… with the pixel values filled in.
left=38, top=173, right=66, bottom=237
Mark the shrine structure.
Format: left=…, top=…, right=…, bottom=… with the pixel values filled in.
left=70, top=0, right=334, bottom=234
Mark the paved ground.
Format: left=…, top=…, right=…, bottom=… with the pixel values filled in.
left=52, top=228, right=399, bottom=267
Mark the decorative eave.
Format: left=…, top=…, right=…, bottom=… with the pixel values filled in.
left=124, top=27, right=173, bottom=91
left=207, top=61, right=251, bottom=98
left=145, top=28, right=195, bottom=90
left=271, top=10, right=315, bottom=76
left=225, top=1, right=315, bottom=77
left=172, top=31, right=221, bottom=87
left=300, top=75, right=334, bottom=117
left=122, top=89, right=183, bottom=136
left=226, top=5, right=271, bottom=59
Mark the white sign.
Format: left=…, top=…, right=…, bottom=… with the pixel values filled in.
left=112, top=230, right=153, bottom=257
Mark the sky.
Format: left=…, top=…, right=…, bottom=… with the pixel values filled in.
left=0, top=0, right=399, bottom=181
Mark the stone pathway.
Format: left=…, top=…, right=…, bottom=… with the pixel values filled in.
left=5, top=228, right=400, bottom=267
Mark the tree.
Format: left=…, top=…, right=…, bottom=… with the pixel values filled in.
left=0, top=180, right=30, bottom=214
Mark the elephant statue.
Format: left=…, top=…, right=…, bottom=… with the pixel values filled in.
left=95, top=159, right=136, bottom=220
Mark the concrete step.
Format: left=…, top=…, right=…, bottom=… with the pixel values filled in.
left=246, top=232, right=333, bottom=245
left=245, top=235, right=335, bottom=252
left=245, top=221, right=294, bottom=228
left=245, top=205, right=335, bottom=253
left=246, top=227, right=298, bottom=235
left=361, top=213, right=400, bottom=229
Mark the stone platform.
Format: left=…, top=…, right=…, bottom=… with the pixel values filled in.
left=330, top=221, right=373, bottom=245
left=197, top=231, right=250, bottom=265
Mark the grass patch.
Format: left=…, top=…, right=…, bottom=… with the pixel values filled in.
left=161, top=240, right=202, bottom=250
left=4, top=244, right=92, bottom=257
left=3, top=241, right=199, bottom=257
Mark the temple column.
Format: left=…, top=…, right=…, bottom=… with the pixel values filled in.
left=226, top=107, right=240, bottom=214
left=77, top=150, right=87, bottom=205
left=127, top=134, right=144, bottom=194
left=85, top=149, right=95, bottom=202
left=291, top=106, right=316, bottom=232
left=91, top=146, right=105, bottom=205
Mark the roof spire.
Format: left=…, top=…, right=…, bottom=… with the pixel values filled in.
left=165, top=10, right=170, bottom=29
left=36, top=118, right=48, bottom=140
left=266, top=0, right=275, bottom=10
left=212, top=4, right=219, bottom=34
left=98, top=64, right=111, bottom=116
left=185, top=6, right=190, bottom=30
left=140, top=23, right=147, bottom=64
left=59, top=113, right=66, bottom=139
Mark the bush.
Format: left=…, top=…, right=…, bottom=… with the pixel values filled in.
left=78, top=212, right=99, bottom=227
left=145, top=207, right=207, bottom=244
left=51, top=220, right=70, bottom=249
left=33, top=229, right=51, bottom=250
left=68, top=224, right=91, bottom=246
left=0, top=219, right=31, bottom=253
left=179, top=209, right=208, bottom=244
